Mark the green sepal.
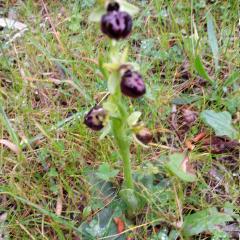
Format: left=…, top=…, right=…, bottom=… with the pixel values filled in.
left=88, top=6, right=105, bottom=22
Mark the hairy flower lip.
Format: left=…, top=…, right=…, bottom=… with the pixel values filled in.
left=84, top=106, right=107, bottom=131
left=101, top=10, right=132, bottom=40
left=120, top=70, right=146, bottom=98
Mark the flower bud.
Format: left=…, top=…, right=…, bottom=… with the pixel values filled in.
left=107, top=1, right=120, bottom=12
left=101, top=10, right=132, bottom=40
left=120, top=70, right=146, bottom=98
left=84, top=106, right=107, bottom=131
left=136, top=128, right=153, bottom=145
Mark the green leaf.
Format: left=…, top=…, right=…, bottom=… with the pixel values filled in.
left=79, top=203, right=128, bottom=240
left=223, top=71, right=239, bottom=87
left=120, top=1, right=139, bottom=16
left=183, top=207, right=233, bottom=237
left=0, top=104, right=20, bottom=146
left=119, top=188, right=141, bottom=215
left=172, top=95, right=200, bottom=105
left=82, top=206, right=92, bottom=219
left=194, top=55, right=214, bottom=85
left=88, top=6, right=105, bottom=22
left=127, top=111, right=141, bottom=126
left=48, top=168, right=58, bottom=177
left=165, top=153, right=197, bottom=182
left=103, top=101, right=118, bottom=116
left=96, top=163, right=119, bottom=181
left=207, top=12, right=219, bottom=71
left=99, top=123, right=111, bottom=140
left=200, top=110, right=237, bottom=139
left=68, top=14, right=81, bottom=32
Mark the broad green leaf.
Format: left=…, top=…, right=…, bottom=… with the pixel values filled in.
left=84, top=169, right=117, bottom=210
left=194, top=55, right=214, bottom=85
left=207, top=12, right=219, bottom=71
left=78, top=204, right=127, bottom=240
left=127, top=111, right=141, bottom=126
left=223, top=71, right=239, bottom=87
left=120, top=0, right=139, bottom=16
left=88, top=6, right=105, bottom=22
left=183, top=207, right=233, bottom=237
left=119, top=188, right=140, bottom=214
left=166, top=153, right=197, bottom=182
left=200, top=110, right=237, bottom=139
left=96, top=163, right=119, bottom=181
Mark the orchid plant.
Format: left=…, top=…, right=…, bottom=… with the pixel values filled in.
left=84, top=0, right=152, bottom=214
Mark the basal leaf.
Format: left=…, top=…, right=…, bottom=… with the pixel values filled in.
left=194, top=55, right=214, bottom=85
left=200, top=110, right=237, bottom=139
left=183, top=207, right=233, bottom=237
left=166, top=153, right=197, bottom=182
left=96, top=163, right=119, bottom=181
left=207, top=12, right=219, bottom=72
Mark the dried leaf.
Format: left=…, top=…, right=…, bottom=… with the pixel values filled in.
left=183, top=109, right=197, bottom=124
left=192, top=132, right=207, bottom=143
left=0, top=213, right=7, bottom=222
left=0, top=18, right=27, bottom=30
left=185, top=140, right=195, bottom=150
left=55, top=195, right=63, bottom=216
left=201, top=136, right=239, bottom=154
left=181, top=155, right=196, bottom=176
left=0, top=139, right=20, bottom=154
left=114, top=217, right=125, bottom=234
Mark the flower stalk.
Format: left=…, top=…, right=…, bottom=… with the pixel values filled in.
left=85, top=0, right=152, bottom=213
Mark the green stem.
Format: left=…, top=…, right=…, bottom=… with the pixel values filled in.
left=108, top=41, right=134, bottom=190
left=112, top=119, right=134, bottom=189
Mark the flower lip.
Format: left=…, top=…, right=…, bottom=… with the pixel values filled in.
left=101, top=10, right=132, bottom=40
left=84, top=106, right=107, bottom=131
left=120, top=70, right=146, bottom=98
left=107, top=1, right=120, bottom=12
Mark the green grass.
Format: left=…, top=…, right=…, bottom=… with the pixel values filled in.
left=0, top=0, right=239, bottom=239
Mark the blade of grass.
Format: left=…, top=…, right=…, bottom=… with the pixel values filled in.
left=207, top=12, right=219, bottom=72
left=0, top=189, right=80, bottom=234
left=223, top=71, right=239, bottom=87
left=0, top=103, right=20, bottom=146
left=194, top=55, right=214, bottom=86
left=20, top=111, right=84, bottom=148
